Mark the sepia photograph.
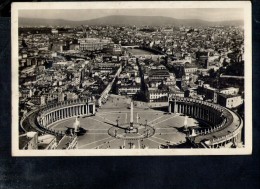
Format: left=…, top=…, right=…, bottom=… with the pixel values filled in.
left=11, top=1, right=252, bottom=156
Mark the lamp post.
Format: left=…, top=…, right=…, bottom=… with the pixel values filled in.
left=146, top=129, right=149, bottom=138
left=116, top=116, right=120, bottom=127
left=166, top=141, right=170, bottom=149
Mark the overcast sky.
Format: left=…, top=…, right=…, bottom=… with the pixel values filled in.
left=19, top=8, right=243, bottom=22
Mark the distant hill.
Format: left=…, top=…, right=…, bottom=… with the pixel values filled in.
left=19, top=15, right=243, bottom=27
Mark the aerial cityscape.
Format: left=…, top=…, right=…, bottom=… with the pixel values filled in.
left=17, top=8, right=245, bottom=151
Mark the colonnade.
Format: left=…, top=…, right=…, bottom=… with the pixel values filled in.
left=205, top=131, right=242, bottom=148
left=38, top=101, right=95, bottom=128
left=169, top=101, right=223, bottom=126
left=168, top=97, right=243, bottom=148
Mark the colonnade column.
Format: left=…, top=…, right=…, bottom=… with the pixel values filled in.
left=81, top=105, right=84, bottom=115
left=93, top=104, right=96, bottom=114
left=57, top=110, right=59, bottom=120
left=50, top=113, right=52, bottom=123
left=44, top=117, right=47, bottom=126
left=79, top=105, right=82, bottom=115
left=195, top=106, right=197, bottom=116
left=45, top=114, right=48, bottom=125
left=50, top=112, right=53, bottom=123
left=59, top=109, right=63, bottom=119
left=48, top=114, right=50, bottom=124
left=80, top=105, right=83, bottom=115
left=55, top=111, right=57, bottom=121
left=51, top=112, right=53, bottom=123
left=83, top=105, right=86, bottom=115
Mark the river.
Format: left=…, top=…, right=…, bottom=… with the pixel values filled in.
left=128, top=48, right=157, bottom=55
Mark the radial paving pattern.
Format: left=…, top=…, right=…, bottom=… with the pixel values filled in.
left=48, top=95, right=199, bottom=149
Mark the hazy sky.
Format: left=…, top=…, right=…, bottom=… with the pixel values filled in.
left=19, top=8, right=243, bottom=22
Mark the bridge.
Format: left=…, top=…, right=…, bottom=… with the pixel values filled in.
left=121, top=45, right=140, bottom=49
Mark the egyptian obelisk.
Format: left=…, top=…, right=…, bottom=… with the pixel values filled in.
left=130, top=100, right=134, bottom=129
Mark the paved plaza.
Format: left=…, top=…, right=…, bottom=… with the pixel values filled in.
left=48, top=95, right=199, bottom=149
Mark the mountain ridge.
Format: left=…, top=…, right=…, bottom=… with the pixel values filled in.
left=19, top=15, right=244, bottom=27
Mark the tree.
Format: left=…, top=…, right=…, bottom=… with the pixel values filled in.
left=132, top=91, right=148, bottom=102
left=208, top=68, right=216, bottom=78
left=21, top=39, right=28, bottom=48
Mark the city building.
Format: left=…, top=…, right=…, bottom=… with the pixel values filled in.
left=117, top=84, right=141, bottom=96
left=148, top=88, right=168, bottom=102
left=17, top=17, right=245, bottom=151
left=78, top=38, right=113, bottom=51
left=218, top=93, right=243, bottom=109
left=30, top=95, right=46, bottom=105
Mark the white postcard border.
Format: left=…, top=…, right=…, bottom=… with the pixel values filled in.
left=11, top=1, right=252, bottom=156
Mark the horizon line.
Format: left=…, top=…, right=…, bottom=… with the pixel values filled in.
left=19, top=15, right=244, bottom=23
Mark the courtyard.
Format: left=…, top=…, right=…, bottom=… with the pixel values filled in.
left=48, top=95, right=199, bottom=149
